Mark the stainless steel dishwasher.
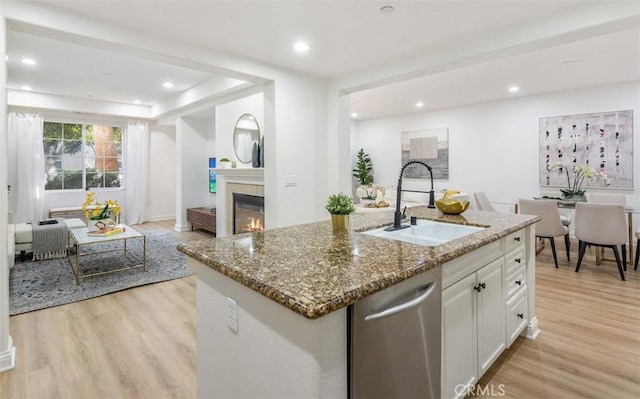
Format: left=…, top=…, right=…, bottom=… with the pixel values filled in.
left=350, top=267, right=441, bottom=399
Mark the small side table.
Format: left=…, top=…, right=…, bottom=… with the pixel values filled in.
left=187, top=207, right=216, bottom=235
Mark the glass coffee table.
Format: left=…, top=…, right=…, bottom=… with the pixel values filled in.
left=67, top=224, right=146, bottom=284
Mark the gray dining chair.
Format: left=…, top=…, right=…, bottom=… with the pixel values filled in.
left=575, top=202, right=627, bottom=281
left=519, top=199, right=570, bottom=268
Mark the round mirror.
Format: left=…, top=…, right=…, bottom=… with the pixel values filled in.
left=233, top=113, right=260, bottom=164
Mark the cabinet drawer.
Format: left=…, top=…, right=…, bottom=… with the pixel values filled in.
left=442, top=240, right=502, bottom=289
left=503, top=230, right=525, bottom=253
left=506, top=288, right=528, bottom=347
left=504, top=246, right=525, bottom=276
left=505, top=265, right=526, bottom=299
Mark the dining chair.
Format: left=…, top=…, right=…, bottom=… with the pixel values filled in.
left=519, top=199, right=570, bottom=268
left=587, top=192, right=627, bottom=206
left=634, top=229, right=639, bottom=271
left=474, top=192, right=496, bottom=212
left=574, top=202, right=627, bottom=281
left=586, top=193, right=627, bottom=261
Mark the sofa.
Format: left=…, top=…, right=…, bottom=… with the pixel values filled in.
left=8, top=211, right=86, bottom=262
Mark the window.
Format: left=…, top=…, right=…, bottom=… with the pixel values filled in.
left=44, top=121, right=123, bottom=190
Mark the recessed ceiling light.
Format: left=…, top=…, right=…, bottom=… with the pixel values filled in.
left=380, top=5, right=395, bottom=14
left=21, top=85, right=32, bottom=91
left=293, top=41, right=310, bottom=53
left=133, top=100, right=141, bottom=105
left=21, top=58, right=37, bottom=65
left=508, top=86, right=519, bottom=93
left=351, top=113, right=358, bottom=118
left=416, top=102, right=424, bottom=108
left=163, top=81, right=174, bottom=88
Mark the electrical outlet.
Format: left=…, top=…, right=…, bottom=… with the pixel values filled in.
left=284, top=174, right=297, bottom=188
left=226, top=296, right=238, bottom=333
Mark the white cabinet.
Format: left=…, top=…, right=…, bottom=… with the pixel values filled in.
left=476, top=258, right=506, bottom=374
left=441, top=226, right=535, bottom=399
left=442, top=257, right=505, bottom=399
left=504, top=241, right=528, bottom=347
left=442, top=273, right=477, bottom=398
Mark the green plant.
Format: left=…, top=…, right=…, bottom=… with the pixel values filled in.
left=220, top=157, right=230, bottom=162
left=325, top=193, right=356, bottom=215
left=352, top=148, right=374, bottom=186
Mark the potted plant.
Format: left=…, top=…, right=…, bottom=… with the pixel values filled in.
left=352, top=148, right=375, bottom=204
left=326, top=193, right=356, bottom=234
left=219, top=157, right=232, bottom=169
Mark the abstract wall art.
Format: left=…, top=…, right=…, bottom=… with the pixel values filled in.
left=401, top=127, right=449, bottom=179
left=539, top=110, right=633, bottom=189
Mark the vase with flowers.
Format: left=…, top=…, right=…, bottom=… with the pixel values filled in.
left=547, top=162, right=610, bottom=202
left=82, top=192, right=121, bottom=230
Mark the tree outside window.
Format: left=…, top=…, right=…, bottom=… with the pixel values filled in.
left=43, top=121, right=123, bottom=190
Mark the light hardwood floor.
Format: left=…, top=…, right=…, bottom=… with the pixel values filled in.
left=1, top=221, right=639, bottom=398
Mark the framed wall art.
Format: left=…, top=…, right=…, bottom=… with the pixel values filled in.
left=539, top=110, right=633, bottom=189
left=401, top=127, right=449, bottom=180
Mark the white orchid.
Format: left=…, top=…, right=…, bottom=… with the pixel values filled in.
left=547, top=162, right=610, bottom=196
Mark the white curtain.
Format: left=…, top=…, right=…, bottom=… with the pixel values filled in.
left=125, top=121, right=150, bottom=225
left=8, top=110, right=45, bottom=223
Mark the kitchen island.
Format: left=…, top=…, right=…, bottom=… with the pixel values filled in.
left=178, top=207, right=539, bottom=399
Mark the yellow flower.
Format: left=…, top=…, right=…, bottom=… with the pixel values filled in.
left=82, top=192, right=121, bottom=220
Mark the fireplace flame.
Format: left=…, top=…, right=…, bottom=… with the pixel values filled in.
left=244, top=218, right=264, bottom=232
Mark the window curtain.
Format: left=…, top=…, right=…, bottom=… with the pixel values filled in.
left=7, top=110, right=45, bottom=223
left=125, top=121, right=149, bottom=225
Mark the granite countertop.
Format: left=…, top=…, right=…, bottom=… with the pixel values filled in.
left=177, top=207, right=539, bottom=319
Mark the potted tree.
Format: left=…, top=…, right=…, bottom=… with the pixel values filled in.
left=352, top=148, right=376, bottom=204
left=325, top=193, right=356, bottom=234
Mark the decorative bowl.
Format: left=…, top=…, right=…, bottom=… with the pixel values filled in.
left=435, top=198, right=470, bottom=215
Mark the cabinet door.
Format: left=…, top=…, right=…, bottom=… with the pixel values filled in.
left=476, top=258, right=506, bottom=375
left=442, top=273, right=477, bottom=399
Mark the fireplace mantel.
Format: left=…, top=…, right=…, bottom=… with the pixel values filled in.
left=214, top=168, right=264, bottom=183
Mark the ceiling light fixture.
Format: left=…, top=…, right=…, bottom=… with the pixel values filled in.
left=21, top=58, right=37, bottom=65
left=293, top=41, right=310, bottom=53
left=21, top=85, right=32, bottom=91
left=134, top=100, right=141, bottom=105
left=380, top=5, right=395, bottom=14
left=508, top=86, right=520, bottom=93
left=416, top=102, right=424, bottom=108
left=351, top=113, right=358, bottom=118
left=163, top=81, right=174, bottom=88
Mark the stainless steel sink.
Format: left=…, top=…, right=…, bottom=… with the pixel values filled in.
left=363, top=219, right=485, bottom=246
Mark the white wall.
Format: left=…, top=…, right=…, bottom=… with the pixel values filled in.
left=352, top=81, right=640, bottom=214
left=215, top=92, right=263, bottom=167
left=147, top=123, right=177, bottom=221
left=175, top=116, right=214, bottom=231
left=0, top=8, right=16, bottom=373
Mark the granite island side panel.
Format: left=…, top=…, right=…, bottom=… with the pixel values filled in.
left=177, top=207, right=539, bottom=319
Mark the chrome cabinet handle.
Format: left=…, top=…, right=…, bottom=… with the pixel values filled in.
left=364, top=283, right=436, bottom=321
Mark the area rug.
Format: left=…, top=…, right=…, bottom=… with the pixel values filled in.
left=9, top=231, right=193, bottom=315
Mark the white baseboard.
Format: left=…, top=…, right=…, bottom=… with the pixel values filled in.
left=0, top=336, right=16, bottom=373
left=525, top=317, right=540, bottom=340
left=174, top=223, right=191, bottom=232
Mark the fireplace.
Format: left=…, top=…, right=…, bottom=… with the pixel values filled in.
left=233, top=193, right=265, bottom=234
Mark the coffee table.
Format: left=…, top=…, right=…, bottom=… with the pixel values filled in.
left=67, top=224, right=146, bottom=284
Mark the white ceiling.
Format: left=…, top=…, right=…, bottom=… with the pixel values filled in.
left=5, top=1, right=640, bottom=120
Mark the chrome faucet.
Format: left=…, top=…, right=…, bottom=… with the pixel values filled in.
left=385, top=160, right=435, bottom=231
